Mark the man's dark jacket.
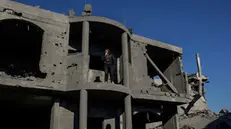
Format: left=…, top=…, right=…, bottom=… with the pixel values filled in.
left=102, top=53, right=116, bottom=66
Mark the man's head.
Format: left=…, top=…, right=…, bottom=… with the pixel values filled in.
left=105, top=49, right=110, bottom=55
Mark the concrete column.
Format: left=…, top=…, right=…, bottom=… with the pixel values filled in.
left=184, top=72, right=190, bottom=95
left=196, top=53, right=203, bottom=95
left=122, top=32, right=130, bottom=87
left=82, top=21, right=90, bottom=82
left=120, top=113, right=125, bottom=129
left=79, top=90, right=88, bottom=129
left=50, top=99, right=60, bottom=129
left=124, top=95, right=132, bottom=129
left=50, top=100, right=75, bottom=129
left=39, top=32, right=49, bottom=73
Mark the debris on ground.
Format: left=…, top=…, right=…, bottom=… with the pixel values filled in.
left=179, top=109, right=231, bottom=129
left=219, top=108, right=229, bottom=115
left=180, top=125, right=195, bottom=129
left=153, top=109, right=231, bottom=129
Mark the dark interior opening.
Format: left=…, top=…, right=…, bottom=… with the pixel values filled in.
left=88, top=117, right=104, bottom=129
left=89, top=22, right=123, bottom=71
left=146, top=45, right=180, bottom=78
left=192, top=84, right=199, bottom=92
left=106, top=124, right=111, bottom=129
left=0, top=19, right=46, bottom=78
left=133, top=112, right=161, bottom=129
left=0, top=94, right=52, bottom=129
left=68, top=22, right=83, bottom=55
left=128, top=37, right=132, bottom=64
left=90, top=55, right=104, bottom=71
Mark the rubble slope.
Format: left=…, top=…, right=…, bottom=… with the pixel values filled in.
left=179, top=109, right=231, bottom=129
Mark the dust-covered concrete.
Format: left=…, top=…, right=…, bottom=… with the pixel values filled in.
left=179, top=109, right=231, bottom=129
left=148, top=110, right=231, bottom=129
left=0, top=1, right=222, bottom=129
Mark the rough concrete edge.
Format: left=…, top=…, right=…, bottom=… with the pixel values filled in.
left=66, top=82, right=132, bottom=95
left=131, top=34, right=183, bottom=54
left=132, top=93, right=190, bottom=104
left=69, top=16, right=131, bottom=36
left=0, top=0, right=68, bottom=23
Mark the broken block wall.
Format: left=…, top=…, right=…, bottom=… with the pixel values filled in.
left=130, top=40, right=155, bottom=90
left=0, top=1, right=69, bottom=90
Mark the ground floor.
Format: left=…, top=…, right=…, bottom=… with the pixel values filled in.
left=0, top=87, right=180, bottom=129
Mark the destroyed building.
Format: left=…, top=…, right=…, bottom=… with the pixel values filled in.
left=0, top=1, right=209, bottom=129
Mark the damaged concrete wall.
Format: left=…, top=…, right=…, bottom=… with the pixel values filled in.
left=0, top=1, right=214, bottom=129
left=130, top=40, right=152, bottom=88
left=39, top=23, right=69, bottom=89
left=66, top=54, right=83, bottom=90
left=163, top=57, right=186, bottom=94
left=178, top=82, right=208, bottom=115
left=177, top=67, right=209, bottom=115
left=50, top=100, right=76, bottom=129
left=130, top=39, right=178, bottom=95
left=130, top=40, right=147, bottom=82
left=0, top=0, right=69, bottom=90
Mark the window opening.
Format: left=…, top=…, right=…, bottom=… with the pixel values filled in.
left=0, top=19, right=46, bottom=79
left=68, top=22, right=83, bottom=55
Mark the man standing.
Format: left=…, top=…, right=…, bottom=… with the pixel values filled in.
left=102, top=49, right=116, bottom=83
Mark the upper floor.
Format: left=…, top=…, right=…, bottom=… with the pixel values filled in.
left=0, top=1, right=201, bottom=104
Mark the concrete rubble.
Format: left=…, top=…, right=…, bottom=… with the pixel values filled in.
left=150, top=109, right=231, bottom=129
left=175, top=55, right=231, bottom=129
left=179, top=109, right=231, bottom=129
left=0, top=1, right=229, bottom=129
left=0, top=71, right=37, bottom=81
left=148, top=53, right=231, bottom=129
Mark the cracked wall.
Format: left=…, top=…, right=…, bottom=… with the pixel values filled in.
left=0, top=1, right=69, bottom=90
left=130, top=40, right=162, bottom=94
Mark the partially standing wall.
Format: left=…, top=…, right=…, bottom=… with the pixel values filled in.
left=0, top=0, right=69, bottom=90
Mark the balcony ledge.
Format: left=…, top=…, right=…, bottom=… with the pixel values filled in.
left=66, top=82, right=131, bottom=94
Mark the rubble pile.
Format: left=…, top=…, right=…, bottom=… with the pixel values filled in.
left=180, top=125, right=195, bottom=129
left=179, top=109, right=218, bottom=121
left=0, top=71, right=37, bottom=81
left=179, top=109, right=231, bottom=129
